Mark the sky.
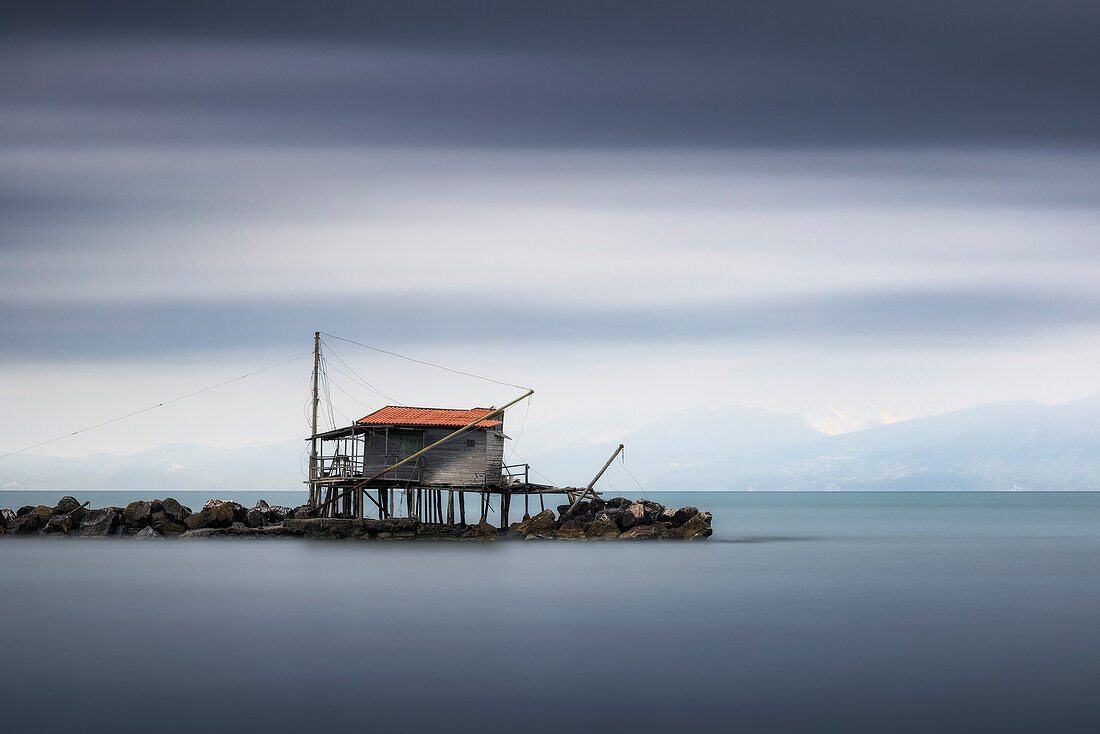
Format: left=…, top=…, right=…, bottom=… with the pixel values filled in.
left=1, top=1, right=1099, bottom=457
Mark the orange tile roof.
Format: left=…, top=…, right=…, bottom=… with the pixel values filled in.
left=356, top=406, right=502, bottom=428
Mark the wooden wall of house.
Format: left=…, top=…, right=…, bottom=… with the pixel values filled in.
left=356, top=426, right=505, bottom=487
left=485, top=430, right=504, bottom=485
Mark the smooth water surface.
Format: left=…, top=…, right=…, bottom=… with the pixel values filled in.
left=2, top=491, right=1098, bottom=733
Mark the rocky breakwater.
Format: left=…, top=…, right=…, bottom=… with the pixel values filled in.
left=0, top=496, right=712, bottom=541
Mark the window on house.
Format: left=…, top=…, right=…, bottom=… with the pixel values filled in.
left=467, top=439, right=476, bottom=448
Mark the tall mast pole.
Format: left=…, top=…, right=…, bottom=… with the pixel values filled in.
left=310, top=331, right=321, bottom=506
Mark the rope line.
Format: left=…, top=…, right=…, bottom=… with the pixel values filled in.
left=0, top=352, right=312, bottom=461
left=320, top=332, right=530, bottom=391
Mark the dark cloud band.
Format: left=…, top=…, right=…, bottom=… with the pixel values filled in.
left=2, top=289, right=1096, bottom=360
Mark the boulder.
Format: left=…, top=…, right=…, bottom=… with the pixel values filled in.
left=0, top=508, right=14, bottom=527
left=42, top=514, right=74, bottom=534
left=254, top=499, right=270, bottom=511
left=585, top=513, right=621, bottom=539
left=605, top=497, right=633, bottom=509
left=9, top=505, right=54, bottom=533
left=658, top=507, right=678, bottom=525
left=517, top=509, right=557, bottom=536
left=556, top=519, right=586, bottom=539
left=265, top=506, right=294, bottom=523
left=619, top=503, right=646, bottom=529
left=123, top=501, right=154, bottom=527
left=150, top=512, right=187, bottom=537
left=79, top=509, right=118, bottom=537
left=160, top=498, right=191, bottom=523
left=672, top=507, right=700, bottom=526
left=53, top=496, right=82, bottom=514
left=620, top=523, right=670, bottom=540
left=670, top=511, right=712, bottom=540
left=638, top=500, right=666, bottom=521
left=134, top=526, right=162, bottom=540
left=183, top=503, right=236, bottom=530
left=203, top=499, right=246, bottom=521
left=293, top=505, right=317, bottom=519
left=470, top=520, right=499, bottom=539
left=16, top=505, right=35, bottom=517
left=245, top=508, right=266, bottom=528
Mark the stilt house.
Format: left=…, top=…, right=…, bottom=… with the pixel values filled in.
left=313, top=406, right=508, bottom=488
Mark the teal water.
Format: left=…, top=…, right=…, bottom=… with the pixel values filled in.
left=3, top=489, right=1098, bottom=541
left=2, top=491, right=1098, bottom=733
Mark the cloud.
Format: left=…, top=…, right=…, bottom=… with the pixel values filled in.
left=1, top=289, right=1096, bottom=361
left=2, top=1, right=1099, bottom=147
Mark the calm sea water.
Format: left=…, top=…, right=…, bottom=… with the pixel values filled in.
left=2, top=491, right=1098, bottom=733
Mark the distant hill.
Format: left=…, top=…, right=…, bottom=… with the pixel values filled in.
left=0, top=440, right=305, bottom=492
left=2, top=397, right=1098, bottom=491
left=528, top=397, right=1100, bottom=491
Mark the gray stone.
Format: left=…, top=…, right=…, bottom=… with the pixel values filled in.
left=620, top=523, right=670, bottom=540
left=9, top=505, right=54, bottom=534
left=134, top=526, right=162, bottom=540
left=203, top=499, right=246, bottom=521
left=556, top=519, right=586, bottom=539
left=79, top=509, right=118, bottom=537
left=160, top=498, right=191, bottom=523
left=42, top=514, right=74, bottom=534
left=245, top=508, right=266, bottom=528
left=253, top=499, right=270, bottom=511
left=123, top=501, right=154, bottom=527
left=669, top=511, right=712, bottom=539
left=672, top=507, right=700, bottom=526
left=183, top=503, right=236, bottom=530
left=586, top=513, right=621, bottom=539
left=517, top=509, right=557, bottom=536
left=619, top=503, right=646, bottom=529
left=150, top=512, right=187, bottom=537
left=53, top=496, right=82, bottom=514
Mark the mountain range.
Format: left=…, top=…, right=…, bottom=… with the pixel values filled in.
left=2, top=397, right=1097, bottom=492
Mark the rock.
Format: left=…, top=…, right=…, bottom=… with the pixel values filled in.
left=79, top=509, right=118, bottom=537
left=42, top=514, right=74, bottom=534
left=183, top=503, right=236, bottom=530
left=245, top=508, right=266, bottom=528
left=556, top=519, right=586, bottom=539
left=134, top=526, right=162, bottom=540
left=9, top=505, right=54, bottom=533
left=670, top=511, right=712, bottom=540
left=230, top=521, right=247, bottom=531
left=150, top=512, right=187, bottom=537
left=16, top=505, right=35, bottom=517
left=620, top=523, right=670, bottom=540
left=53, top=496, right=82, bottom=514
left=470, top=520, right=499, bottom=539
left=254, top=499, right=270, bottom=511
left=619, top=503, right=646, bottom=529
left=658, top=507, right=678, bottom=524
left=160, top=498, right=191, bottom=523
left=293, top=505, right=317, bottom=519
left=672, top=507, right=700, bottom=526
left=203, top=499, right=246, bottom=521
left=123, top=501, right=154, bottom=527
left=586, top=513, right=621, bottom=539
left=0, top=508, right=14, bottom=528
left=517, top=509, right=557, bottom=536
left=606, top=497, right=633, bottom=509
left=266, top=506, right=294, bottom=523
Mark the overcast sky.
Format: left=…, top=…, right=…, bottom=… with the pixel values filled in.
left=2, top=1, right=1098, bottom=457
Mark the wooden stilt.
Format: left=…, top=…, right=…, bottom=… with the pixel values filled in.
left=459, top=490, right=466, bottom=526
left=447, top=491, right=455, bottom=525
